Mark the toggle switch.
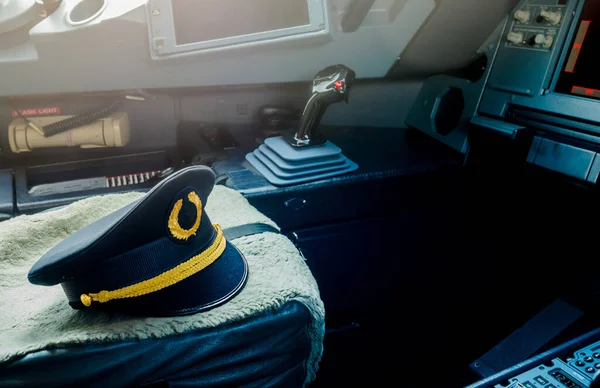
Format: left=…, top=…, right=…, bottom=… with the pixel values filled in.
left=534, top=34, right=546, bottom=45
left=527, top=33, right=554, bottom=49
left=542, top=35, right=554, bottom=49
left=507, top=31, right=524, bottom=44
left=527, top=34, right=545, bottom=46
left=514, top=9, right=531, bottom=23
left=539, top=10, right=562, bottom=25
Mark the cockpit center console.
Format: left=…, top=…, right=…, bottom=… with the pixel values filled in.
left=408, top=0, right=600, bottom=185
left=469, top=330, right=600, bottom=388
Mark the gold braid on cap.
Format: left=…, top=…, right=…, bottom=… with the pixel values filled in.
left=80, top=224, right=225, bottom=307
left=168, top=191, right=202, bottom=241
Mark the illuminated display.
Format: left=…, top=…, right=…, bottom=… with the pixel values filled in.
left=556, top=2, right=600, bottom=100
left=564, top=20, right=590, bottom=73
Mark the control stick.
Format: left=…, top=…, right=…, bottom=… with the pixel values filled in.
left=289, top=64, right=356, bottom=147
left=246, top=64, right=359, bottom=185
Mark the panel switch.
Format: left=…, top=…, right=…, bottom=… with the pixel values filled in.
left=514, top=9, right=531, bottom=23
left=528, top=34, right=554, bottom=49
left=540, top=10, right=562, bottom=25
left=542, top=35, right=554, bottom=49
left=507, top=31, right=524, bottom=44
left=528, top=34, right=545, bottom=46
left=534, top=34, right=546, bottom=45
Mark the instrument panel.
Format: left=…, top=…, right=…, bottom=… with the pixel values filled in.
left=407, top=0, right=600, bottom=184
left=480, top=0, right=577, bottom=113
left=0, top=0, right=436, bottom=96
left=491, top=339, right=600, bottom=388
left=495, top=359, right=586, bottom=388
left=504, top=0, right=566, bottom=52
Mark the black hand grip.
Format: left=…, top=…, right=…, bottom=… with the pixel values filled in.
left=291, top=65, right=356, bottom=147
left=296, top=98, right=328, bottom=143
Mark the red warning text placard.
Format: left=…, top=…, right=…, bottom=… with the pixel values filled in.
left=11, top=107, right=61, bottom=117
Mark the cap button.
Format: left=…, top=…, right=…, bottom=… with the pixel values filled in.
left=80, top=294, right=92, bottom=307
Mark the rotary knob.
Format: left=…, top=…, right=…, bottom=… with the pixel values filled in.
left=539, top=10, right=562, bottom=25
left=528, top=34, right=544, bottom=46
left=507, top=31, right=524, bottom=45
left=526, top=33, right=554, bottom=49
left=514, top=9, right=531, bottom=23
left=534, top=34, right=545, bottom=45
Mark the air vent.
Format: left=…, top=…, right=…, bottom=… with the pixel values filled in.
left=66, top=0, right=107, bottom=26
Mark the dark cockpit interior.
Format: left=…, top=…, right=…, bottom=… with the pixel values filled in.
left=4, top=0, right=600, bottom=387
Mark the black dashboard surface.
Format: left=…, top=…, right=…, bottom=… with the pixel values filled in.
left=216, top=126, right=461, bottom=195
left=213, top=126, right=462, bottom=231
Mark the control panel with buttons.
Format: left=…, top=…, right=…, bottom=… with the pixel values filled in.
left=480, top=0, right=577, bottom=120
left=568, top=344, right=600, bottom=378
left=493, top=340, right=600, bottom=388
left=506, top=0, right=567, bottom=51
left=494, top=358, right=588, bottom=388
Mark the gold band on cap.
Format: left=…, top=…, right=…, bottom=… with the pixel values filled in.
left=80, top=224, right=226, bottom=307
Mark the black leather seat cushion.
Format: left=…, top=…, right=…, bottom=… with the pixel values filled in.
left=0, top=301, right=311, bottom=388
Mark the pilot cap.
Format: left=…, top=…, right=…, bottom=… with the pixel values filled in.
left=28, top=166, right=248, bottom=316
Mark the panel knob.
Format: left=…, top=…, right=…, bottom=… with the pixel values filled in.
left=540, top=10, right=562, bottom=25
left=514, top=9, right=531, bottom=23
left=507, top=31, right=524, bottom=44
left=534, top=34, right=546, bottom=45
left=528, top=34, right=545, bottom=46
left=542, top=35, right=554, bottom=49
